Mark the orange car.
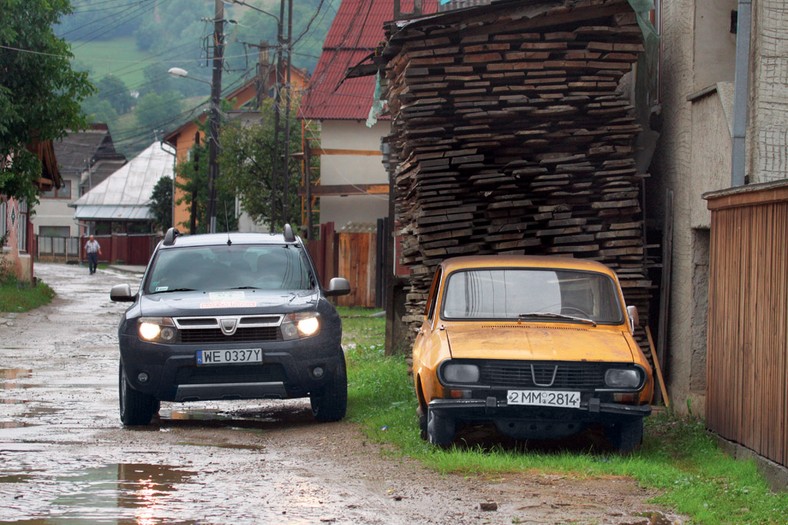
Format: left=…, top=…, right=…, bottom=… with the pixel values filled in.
left=412, top=255, right=653, bottom=452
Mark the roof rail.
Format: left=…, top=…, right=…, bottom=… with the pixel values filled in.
left=283, top=223, right=296, bottom=243
left=163, top=227, right=180, bottom=246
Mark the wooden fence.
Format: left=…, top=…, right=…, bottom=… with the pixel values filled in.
left=306, top=222, right=380, bottom=308
left=36, top=234, right=160, bottom=267
left=705, top=181, right=788, bottom=467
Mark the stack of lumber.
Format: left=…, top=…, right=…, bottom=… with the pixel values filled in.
left=381, top=0, right=655, bottom=352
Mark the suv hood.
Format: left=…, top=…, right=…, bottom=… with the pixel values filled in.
left=445, top=324, right=636, bottom=362
left=138, top=289, right=320, bottom=317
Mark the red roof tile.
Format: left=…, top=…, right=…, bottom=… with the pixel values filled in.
left=301, top=0, right=439, bottom=121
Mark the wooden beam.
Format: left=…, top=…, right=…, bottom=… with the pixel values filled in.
left=313, top=148, right=382, bottom=156
left=298, top=184, right=389, bottom=196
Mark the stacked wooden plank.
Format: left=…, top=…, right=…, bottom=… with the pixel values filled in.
left=381, top=0, right=655, bottom=353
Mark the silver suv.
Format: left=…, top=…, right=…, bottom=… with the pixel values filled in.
left=110, top=225, right=351, bottom=426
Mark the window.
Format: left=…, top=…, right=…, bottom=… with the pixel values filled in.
left=39, top=226, right=71, bottom=238
left=0, top=199, right=6, bottom=243
left=145, top=245, right=315, bottom=294
left=442, top=268, right=623, bottom=324
left=41, top=180, right=72, bottom=199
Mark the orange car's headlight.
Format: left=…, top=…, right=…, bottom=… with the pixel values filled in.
left=442, top=363, right=480, bottom=383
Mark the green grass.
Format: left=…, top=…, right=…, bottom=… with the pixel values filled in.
left=70, top=37, right=157, bottom=87
left=0, top=278, right=55, bottom=312
left=338, top=307, right=788, bottom=525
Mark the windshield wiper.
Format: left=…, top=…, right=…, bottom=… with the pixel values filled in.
left=151, top=288, right=196, bottom=294
left=518, top=312, right=597, bottom=326
left=228, top=286, right=260, bottom=290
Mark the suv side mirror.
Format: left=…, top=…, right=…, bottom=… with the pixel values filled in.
left=325, top=277, right=351, bottom=297
left=626, top=305, right=639, bottom=334
left=110, top=283, right=136, bottom=302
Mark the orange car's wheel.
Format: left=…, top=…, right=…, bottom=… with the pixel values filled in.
left=427, top=406, right=455, bottom=447
left=417, top=404, right=428, bottom=440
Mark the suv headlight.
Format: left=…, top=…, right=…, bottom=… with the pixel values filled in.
left=138, top=317, right=177, bottom=342
left=281, top=312, right=321, bottom=340
left=442, top=363, right=480, bottom=384
left=604, top=368, right=642, bottom=389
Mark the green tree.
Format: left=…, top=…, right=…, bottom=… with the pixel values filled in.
left=219, top=98, right=306, bottom=232
left=96, top=74, right=133, bottom=114
left=81, top=99, right=117, bottom=125
left=149, top=176, right=173, bottom=232
left=135, top=91, right=182, bottom=132
left=175, top=121, right=237, bottom=234
left=0, top=0, right=94, bottom=204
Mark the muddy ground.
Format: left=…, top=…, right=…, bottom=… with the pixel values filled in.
left=0, top=263, right=685, bottom=524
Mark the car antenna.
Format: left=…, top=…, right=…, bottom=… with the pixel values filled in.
left=224, top=202, right=232, bottom=245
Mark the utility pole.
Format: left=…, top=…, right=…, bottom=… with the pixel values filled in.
left=207, top=0, right=225, bottom=234
left=282, top=0, right=293, bottom=225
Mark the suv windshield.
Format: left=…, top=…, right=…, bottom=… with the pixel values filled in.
left=442, top=268, right=623, bottom=324
left=144, top=244, right=315, bottom=294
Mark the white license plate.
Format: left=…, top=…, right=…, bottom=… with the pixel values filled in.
left=196, top=348, right=263, bottom=366
left=507, top=390, right=581, bottom=408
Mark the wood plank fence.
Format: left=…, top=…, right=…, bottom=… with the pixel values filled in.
left=306, top=222, right=380, bottom=308
left=705, top=181, right=788, bottom=467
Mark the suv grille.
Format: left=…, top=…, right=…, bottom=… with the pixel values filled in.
left=180, top=326, right=281, bottom=343
left=478, top=361, right=609, bottom=390
left=174, top=315, right=282, bottom=344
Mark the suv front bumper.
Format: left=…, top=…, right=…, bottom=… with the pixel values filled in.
left=120, top=335, right=344, bottom=402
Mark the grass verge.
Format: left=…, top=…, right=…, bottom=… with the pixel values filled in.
left=338, top=307, right=787, bottom=525
left=0, top=278, right=55, bottom=312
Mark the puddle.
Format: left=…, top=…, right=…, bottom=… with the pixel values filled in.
left=0, top=369, right=32, bottom=381
left=1, top=463, right=200, bottom=524
left=628, top=511, right=682, bottom=525
left=0, top=420, right=33, bottom=429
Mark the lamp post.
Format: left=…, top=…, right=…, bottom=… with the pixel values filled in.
left=168, top=67, right=220, bottom=234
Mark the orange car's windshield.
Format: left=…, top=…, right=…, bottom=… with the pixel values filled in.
left=441, top=268, right=623, bottom=324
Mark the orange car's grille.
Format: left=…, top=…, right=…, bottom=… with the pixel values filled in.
left=479, top=362, right=607, bottom=389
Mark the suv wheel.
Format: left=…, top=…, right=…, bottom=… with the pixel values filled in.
left=119, top=361, right=158, bottom=426
left=427, top=406, right=455, bottom=447
left=310, top=354, right=348, bottom=422
left=606, top=417, right=644, bottom=454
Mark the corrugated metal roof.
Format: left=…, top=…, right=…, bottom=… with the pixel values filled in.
left=301, top=0, right=439, bottom=121
left=71, top=142, right=174, bottom=221
left=73, top=205, right=153, bottom=221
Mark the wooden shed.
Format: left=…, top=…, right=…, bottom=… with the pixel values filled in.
left=704, top=180, right=788, bottom=468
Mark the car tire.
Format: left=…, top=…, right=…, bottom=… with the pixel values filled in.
left=427, top=405, right=455, bottom=447
left=119, top=361, right=158, bottom=426
left=310, top=353, right=348, bottom=422
left=606, top=417, right=644, bottom=454
left=417, top=403, right=428, bottom=441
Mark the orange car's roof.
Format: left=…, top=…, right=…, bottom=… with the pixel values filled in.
left=439, top=255, right=618, bottom=277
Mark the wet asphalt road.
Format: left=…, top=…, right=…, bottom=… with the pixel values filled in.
left=0, top=263, right=361, bottom=525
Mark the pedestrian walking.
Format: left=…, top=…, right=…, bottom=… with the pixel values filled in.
left=85, top=235, right=102, bottom=274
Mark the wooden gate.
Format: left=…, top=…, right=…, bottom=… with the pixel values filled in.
left=705, top=181, right=788, bottom=467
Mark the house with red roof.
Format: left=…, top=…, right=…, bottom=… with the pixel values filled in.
left=299, top=0, right=439, bottom=231
left=299, top=0, right=438, bottom=306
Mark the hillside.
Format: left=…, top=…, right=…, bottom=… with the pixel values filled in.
left=60, top=0, right=338, bottom=158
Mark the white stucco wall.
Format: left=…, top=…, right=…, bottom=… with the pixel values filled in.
left=655, top=0, right=788, bottom=415
left=751, top=0, right=788, bottom=183
left=33, top=174, right=80, bottom=236
left=319, top=120, right=390, bottom=228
